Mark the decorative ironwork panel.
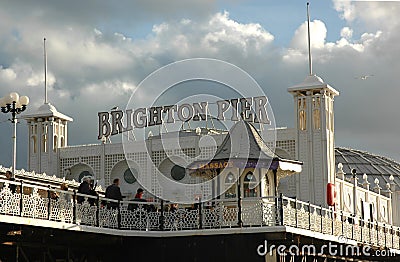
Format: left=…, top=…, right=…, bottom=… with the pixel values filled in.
left=0, top=184, right=21, bottom=215
left=370, top=226, right=378, bottom=246
left=343, top=220, right=353, bottom=240
left=99, top=207, right=118, bottom=228
left=76, top=199, right=97, bottom=226
left=22, top=188, right=48, bottom=219
left=386, top=230, right=393, bottom=248
left=242, top=200, right=264, bottom=226
left=334, top=217, right=342, bottom=236
left=49, top=197, right=73, bottom=223
left=310, top=210, right=320, bottom=232
left=353, top=224, right=362, bottom=242
left=283, top=202, right=295, bottom=227
left=378, top=227, right=385, bottom=247
left=147, top=211, right=161, bottom=230
left=362, top=225, right=370, bottom=244
left=164, top=209, right=199, bottom=230
left=262, top=202, right=278, bottom=226
left=222, top=205, right=238, bottom=227
left=122, top=207, right=149, bottom=230
left=297, top=205, right=308, bottom=229
left=322, top=214, right=332, bottom=234
left=393, top=232, right=400, bottom=250
left=202, top=205, right=222, bottom=229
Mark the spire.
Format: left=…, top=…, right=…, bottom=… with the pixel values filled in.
left=44, top=37, right=48, bottom=104
left=307, top=2, right=312, bottom=76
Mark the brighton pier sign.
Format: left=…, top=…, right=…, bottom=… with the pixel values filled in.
left=98, top=96, right=270, bottom=139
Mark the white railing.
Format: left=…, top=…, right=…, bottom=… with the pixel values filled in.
left=0, top=178, right=399, bottom=250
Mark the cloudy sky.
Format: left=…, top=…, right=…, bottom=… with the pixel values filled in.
left=0, top=0, right=399, bottom=171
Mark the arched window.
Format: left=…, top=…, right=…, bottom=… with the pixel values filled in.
left=299, top=110, right=306, bottom=131
left=313, top=109, right=320, bottom=130
left=243, top=172, right=257, bottom=197
left=224, top=172, right=236, bottom=198
left=53, top=135, right=58, bottom=152
left=31, top=136, right=37, bottom=154
left=42, top=134, right=47, bottom=153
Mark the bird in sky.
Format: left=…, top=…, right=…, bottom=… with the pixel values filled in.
left=111, top=106, right=119, bottom=111
left=354, top=74, right=374, bottom=80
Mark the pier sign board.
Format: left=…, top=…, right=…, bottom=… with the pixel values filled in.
left=98, top=96, right=270, bottom=139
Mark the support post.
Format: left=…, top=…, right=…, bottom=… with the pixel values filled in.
left=159, top=199, right=165, bottom=231
left=237, top=178, right=243, bottom=227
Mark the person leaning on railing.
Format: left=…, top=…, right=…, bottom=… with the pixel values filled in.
left=5, top=171, right=17, bottom=194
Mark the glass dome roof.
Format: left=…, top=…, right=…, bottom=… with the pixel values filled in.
left=335, top=147, right=400, bottom=189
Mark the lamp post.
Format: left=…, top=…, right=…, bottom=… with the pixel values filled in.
left=0, top=92, right=30, bottom=178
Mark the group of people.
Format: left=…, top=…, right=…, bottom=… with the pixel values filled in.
left=77, top=177, right=150, bottom=211
left=1, top=171, right=173, bottom=213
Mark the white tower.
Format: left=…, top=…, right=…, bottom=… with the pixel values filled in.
left=288, top=75, right=339, bottom=205
left=22, top=38, right=73, bottom=176
left=23, top=104, right=72, bottom=175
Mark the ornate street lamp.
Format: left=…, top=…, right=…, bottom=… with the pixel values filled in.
left=0, top=92, right=29, bottom=177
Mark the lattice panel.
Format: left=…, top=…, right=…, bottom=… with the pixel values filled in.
left=0, top=184, right=21, bottom=215
left=104, top=153, right=125, bottom=185
left=222, top=206, right=238, bottom=227
left=276, top=140, right=296, bottom=159
left=99, top=207, right=119, bottom=228
left=22, top=188, right=48, bottom=219
left=310, top=211, right=320, bottom=232
left=49, top=197, right=73, bottom=223
left=75, top=200, right=97, bottom=226
left=121, top=206, right=149, bottom=230
left=363, top=225, right=371, bottom=243
left=81, top=156, right=101, bottom=179
left=199, top=146, right=218, bottom=160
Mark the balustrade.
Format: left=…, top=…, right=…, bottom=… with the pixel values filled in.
left=0, top=178, right=399, bottom=251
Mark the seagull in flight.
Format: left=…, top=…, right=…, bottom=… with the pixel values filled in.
left=111, top=106, right=119, bottom=111
left=355, top=74, right=374, bottom=80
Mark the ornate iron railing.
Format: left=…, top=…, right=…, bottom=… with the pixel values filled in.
left=0, top=178, right=399, bottom=250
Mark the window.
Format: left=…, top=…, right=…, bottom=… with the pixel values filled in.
left=313, top=109, right=320, bottom=130
left=299, top=110, right=306, bottom=131
left=243, top=172, right=257, bottom=197
left=171, top=165, right=185, bottom=181
left=124, top=168, right=138, bottom=184
left=31, top=136, right=37, bottom=154
left=53, top=135, right=58, bottom=152
left=42, top=134, right=47, bottom=152
left=224, top=172, right=236, bottom=198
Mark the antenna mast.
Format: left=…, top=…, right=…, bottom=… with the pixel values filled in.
left=307, top=2, right=312, bottom=76
left=44, top=37, right=48, bottom=104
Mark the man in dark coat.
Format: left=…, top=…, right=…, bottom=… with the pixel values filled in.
left=105, top=178, right=123, bottom=209
left=77, top=177, right=92, bottom=204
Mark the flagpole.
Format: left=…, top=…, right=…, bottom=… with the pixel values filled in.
left=44, top=37, right=48, bottom=104
left=307, top=2, right=312, bottom=76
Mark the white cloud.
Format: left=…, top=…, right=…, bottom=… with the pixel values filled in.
left=340, top=27, right=353, bottom=39
left=1, top=2, right=400, bottom=168
left=0, top=67, right=16, bottom=82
